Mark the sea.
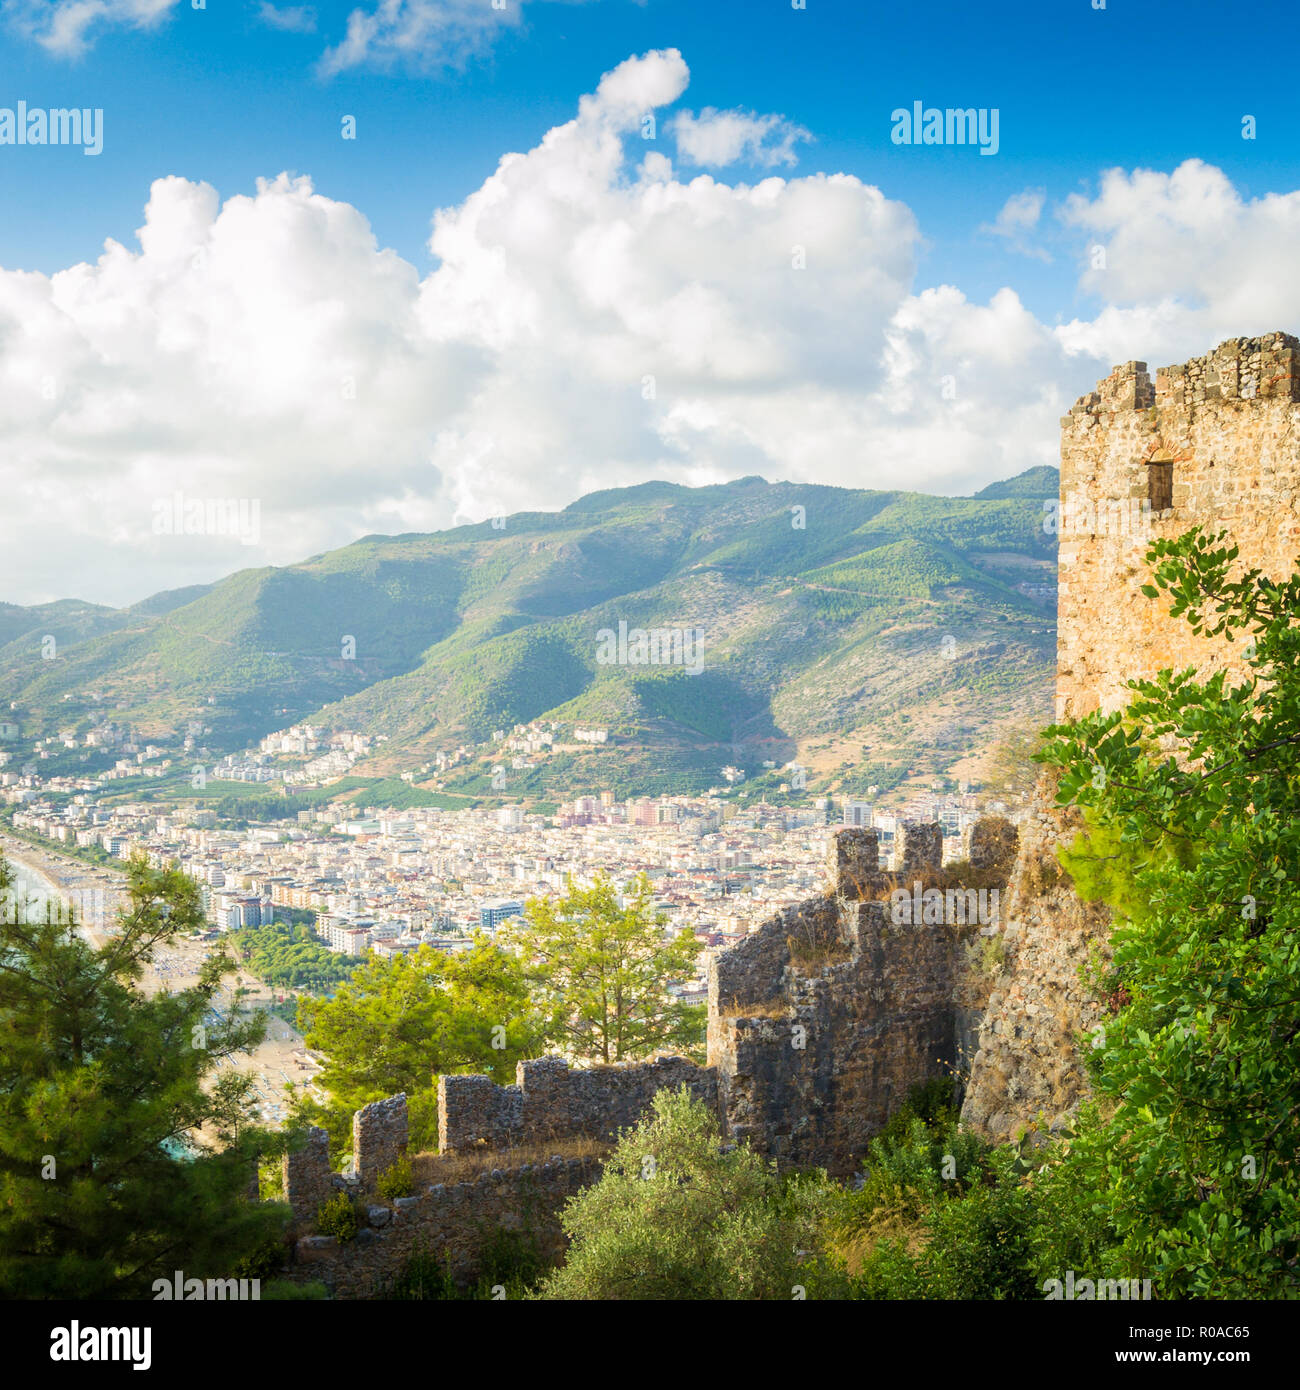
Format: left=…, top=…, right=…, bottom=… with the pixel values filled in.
left=0, top=846, right=110, bottom=944
left=2, top=852, right=66, bottom=919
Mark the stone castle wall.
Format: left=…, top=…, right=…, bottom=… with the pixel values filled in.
left=960, top=771, right=1112, bottom=1138
left=965, top=332, right=1300, bottom=1138
left=1057, top=332, right=1300, bottom=719
left=283, top=1126, right=337, bottom=1225
left=291, top=1157, right=601, bottom=1299
left=353, top=1093, right=408, bottom=1181
left=439, top=1055, right=719, bottom=1154
left=708, top=820, right=1017, bottom=1173
left=432, top=821, right=1016, bottom=1177
left=279, top=819, right=1020, bottom=1288
left=281, top=1091, right=597, bottom=1296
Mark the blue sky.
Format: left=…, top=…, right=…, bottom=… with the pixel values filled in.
left=3, top=0, right=1294, bottom=313
left=1, top=0, right=1299, bottom=604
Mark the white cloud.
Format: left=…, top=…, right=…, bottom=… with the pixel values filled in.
left=2, top=0, right=177, bottom=57
left=318, top=0, right=553, bottom=76
left=7, top=0, right=594, bottom=71
left=258, top=2, right=316, bottom=34
left=1056, top=159, right=1300, bottom=363
left=981, top=189, right=1051, bottom=262
left=0, top=49, right=1295, bottom=607
left=671, top=107, right=812, bottom=169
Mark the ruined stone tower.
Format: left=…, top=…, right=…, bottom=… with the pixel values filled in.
left=1056, top=332, right=1300, bottom=719
left=963, top=332, right=1300, bottom=1138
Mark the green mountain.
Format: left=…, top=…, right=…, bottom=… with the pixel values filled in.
left=0, top=469, right=1059, bottom=802
left=973, top=465, right=1059, bottom=500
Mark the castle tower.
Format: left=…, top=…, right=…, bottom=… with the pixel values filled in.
left=1056, top=332, right=1300, bottom=720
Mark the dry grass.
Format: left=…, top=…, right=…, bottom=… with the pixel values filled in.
left=963, top=932, right=1005, bottom=978
left=834, top=1209, right=930, bottom=1275
left=410, top=1135, right=610, bottom=1188
left=787, top=933, right=852, bottom=970
left=1022, top=850, right=1065, bottom=898
left=727, top=997, right=793, bottom=1021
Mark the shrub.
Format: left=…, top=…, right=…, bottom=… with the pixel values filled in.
left=477, top=1227, right=548, bottom=1290
left=911, top=1150, right=1041, bottom=1299
left=229, top=1229, right=290, bottom=1281
left=380, top=1234, right=549, bottom=1300
left=832, top=1103, right=991, bottom=1279
left=877, top=1075, right=959, bottom=1145
left=315, top=1191, right=359, bottom=1243
left=384, top=1243, right=459, bottom=1300
left=376, top=1156, right=413, bottom=1201
left=261, top=1279, right=329, bottom=1300
left=537, top=1087, right=843, bottom=1300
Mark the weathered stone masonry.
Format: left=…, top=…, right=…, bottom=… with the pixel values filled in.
left=280, top=819, right=1018, bottom=1290
left=1057, top=332, right=1300, bottom=720
left=277, top=334, right=1300, bottom=1289
left=708, top=818, right=1016, bottom=1174
left=964, top=332, right=1300, bottom=1137
left=439, top=1055, right=718, bottom=1154
left=426, top=819, right=1016, bottom=1178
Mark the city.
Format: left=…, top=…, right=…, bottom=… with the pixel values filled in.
left=2, top=711, right=1002, bottom=1008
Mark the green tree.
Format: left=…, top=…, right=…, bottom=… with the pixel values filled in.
left=537, top=1087, right=841, bottom=1300
left=1037, top=526, right=1300, bottom=1297
left=503, top=873, right=704, bottom=1064
left=0, top=854, right=288, bottom=1298
left=293, top=937, right=539, bottom=1156
left=231, top=918, right=358, bottom=991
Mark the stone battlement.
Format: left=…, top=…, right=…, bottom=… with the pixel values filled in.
left=1068, top=333, right=1300, bottom=417
left=281, top=817, right=1021, bottom=1290
left=964, top=332, right=1300, bottom=1139
left=439, top=1055, right=718, bottom=1155
left=708, top=818, right=1017, bottom=1173
left=291, top=1148, right=601, bottom=1298
left=1057, top=331, right=1300, bottom=719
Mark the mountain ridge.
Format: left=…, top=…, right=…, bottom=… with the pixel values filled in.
left=0, top=468, right=1059, bottom=802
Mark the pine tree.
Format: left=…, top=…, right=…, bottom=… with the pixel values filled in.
left=0, top=854, right=289, bottom=1297
left=503, top=873, right=704, bottom=1064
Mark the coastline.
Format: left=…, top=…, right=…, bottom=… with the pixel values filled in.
left=0, top=832, right=125, bottom=949
left=0, top=829, right=319, bottom=1123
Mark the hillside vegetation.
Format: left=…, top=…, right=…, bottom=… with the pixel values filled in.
left=0, top=471, right=1059, bottom=799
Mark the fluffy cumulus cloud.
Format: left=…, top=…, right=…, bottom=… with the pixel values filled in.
left=6, top=0, right=587, bottom=70
left=671, top=107, right=812, bottom=169
left=1056, top=159, right=1300, bottom=364
left=1, top=50, right=1297, bottom=604
left=2, top=0, right=178, bottom=56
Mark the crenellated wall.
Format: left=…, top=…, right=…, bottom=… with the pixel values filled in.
left=353, top=1093, right=408, bottom=1181
left=1057, top=332, right=1300, bottom=720
left=290, top=1155, right=601, bottom=1298
left=280, top=818, right=1021, bottom=1291
left=965, top=333, right=1300, bottom=1138
left=283, top=1126, right=337, bottom=1225
left=707, top=820, right=1016, bottom=1173
left=438, top=1055, right=718, bottom=1155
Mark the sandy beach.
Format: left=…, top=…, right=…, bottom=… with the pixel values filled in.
left=0, top=833, right=324, bottom=1129
left=0, top=832, right=125, bottom=950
